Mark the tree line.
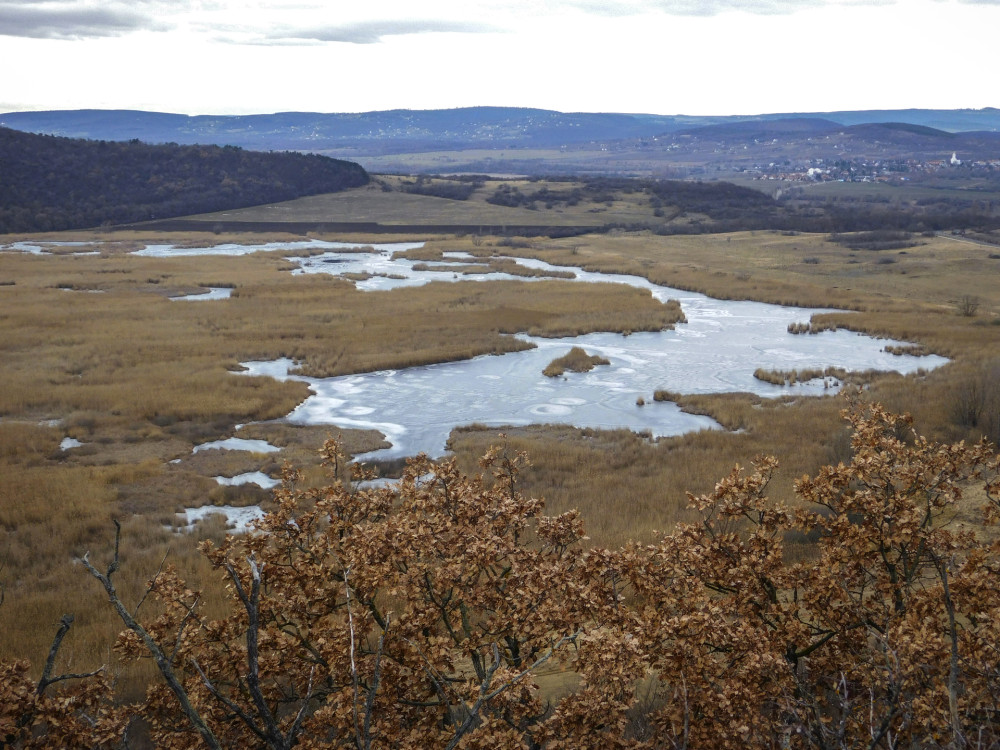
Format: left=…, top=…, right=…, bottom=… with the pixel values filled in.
left=0, top=128, right=369, bottom=234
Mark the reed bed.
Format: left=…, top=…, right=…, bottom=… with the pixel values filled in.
left=787, top=320, right=839, bottom=334
left=0, top=236, right=687, bottom=679
left=752, top=366, right=886, bottom=387
left=1, top=225, right=998, bottom=688
left=410, top=259, right=577, bottom=279
left=543, top=347, right=611, bottom=377
left=883, top=343, right=931, bottom=356
left=447, top=392, right=843, bottom=549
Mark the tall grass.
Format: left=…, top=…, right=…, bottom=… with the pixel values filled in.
left=543, top=347, right=611, bottom=377
left=0, top=237, right=687, bottom=678
left=1, top=225, right=997, bottom=689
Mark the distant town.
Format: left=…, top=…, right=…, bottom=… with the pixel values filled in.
left=749, top=152, right=1000, bottom=183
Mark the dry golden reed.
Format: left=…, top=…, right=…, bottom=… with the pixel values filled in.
left=0, top=234, right=683, bottom=675
left=1, top=218, right=997, bottom=689
left=543, top=346, right=611, bottom=377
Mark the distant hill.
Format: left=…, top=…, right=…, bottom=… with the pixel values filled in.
left=665, top=117, right=1000, bottom=168
left=2, top=107, right=998, bottom=158
left=0, top=127, right=368, bottom=233
left=774, top=107, right=1000, bottom=133
left=675, top=118, right=843, bottom=139
left=842, top=122, right=956, bottom=139
left=0, top=107, right=682, bottom=153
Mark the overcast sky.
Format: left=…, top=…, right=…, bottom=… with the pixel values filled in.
left=1, top=0, right=996, bottom=116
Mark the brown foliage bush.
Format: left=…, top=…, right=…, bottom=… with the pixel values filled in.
left=3, top=401, right=1000, bottom=748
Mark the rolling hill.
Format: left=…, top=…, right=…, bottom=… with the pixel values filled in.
left=2, top=107, right=998, bottom=156
left=0, top=127, right=368, bottom=233
left=3, top=106, right=998, bottom=179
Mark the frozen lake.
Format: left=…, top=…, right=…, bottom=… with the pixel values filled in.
left=8, top=236, right=945, bottom=462
left=218, top=241, right=947, bottom=462
left=170, top=287, right=233, bottom=301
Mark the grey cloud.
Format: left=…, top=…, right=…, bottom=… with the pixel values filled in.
left=0, top=3, right=162, bottom=39
left=667, top=0, right=817, bottom=15
left=557, top=0, right=875, bottom=16
left=661, top=0, right=821, bottom=14
left=265, top=19, right=500, bottom=44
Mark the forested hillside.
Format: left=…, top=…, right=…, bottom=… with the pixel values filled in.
left=0, top=127, right=368, bottom=233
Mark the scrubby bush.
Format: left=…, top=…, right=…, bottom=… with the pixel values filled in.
left=951, top=358, right=1000, bottom=444
left=5, top=402, right=1000, bottom=748
left=828, top=230, right=921, bottom=251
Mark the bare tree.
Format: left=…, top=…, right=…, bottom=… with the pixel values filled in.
left=958, top=294, right=981, bottom=317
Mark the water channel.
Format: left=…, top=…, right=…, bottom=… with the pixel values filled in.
left=6, top=238, right=948, bottom=463
left=148, top=239, right=947, bottom=462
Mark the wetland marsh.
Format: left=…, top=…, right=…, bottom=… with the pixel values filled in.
left=0, top=225, right=995, bottom=673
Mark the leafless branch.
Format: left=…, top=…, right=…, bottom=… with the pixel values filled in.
left=445, top=631, right=580, bottom=750
left=169, top=594, right=202, bottom=665
left=132, top=549, right=170, bottom=619
left=344, top=565, right=364, bottom=750
left=445, top=643, right=504, bottom=750
left=81, top=522, right=223, bottom=750
left=287, top=665, right=317, bottom=746
left=36, top=614, right=104, bottom=697
left=938, top=557, right=968, bottom=748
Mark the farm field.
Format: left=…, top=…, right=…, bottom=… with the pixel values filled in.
left=1, top=178, right=999, bottom=699
left=320, top=145, right=698, bottom=179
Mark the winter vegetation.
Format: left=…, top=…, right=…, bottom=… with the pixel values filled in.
left=1, top=149, right=1000, bottom=746
left=3, top=404, right=1000, bottom=747
left=543, top=347, right=611, bottom=377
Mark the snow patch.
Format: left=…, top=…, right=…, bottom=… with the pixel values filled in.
left=179, top=505, right=266, bottom=533
left=214, top=472, right=280, bottom=489
left=194, top=438, right=280, bottom=454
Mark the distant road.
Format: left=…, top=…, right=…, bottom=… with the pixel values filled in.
left=936, top=232, right=1000, bottom=249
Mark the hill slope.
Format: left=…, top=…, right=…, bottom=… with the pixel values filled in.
left=0, top=127, right=368, bottom=233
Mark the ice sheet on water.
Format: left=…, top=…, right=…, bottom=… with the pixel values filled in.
left=236, top=250, right=948, bottom=463
left=179, top=505, right=266, bottom=533
left=170, top=287, right=233, bottom=301
left=3, top=241, right=93, bottom=255
left=133, top=240, right=424, bottom=257
left=214, top=472, right=281, bottom=489
left=82, top=236, right=945, bottom=464
left=194, top=438, right=280, bottom=454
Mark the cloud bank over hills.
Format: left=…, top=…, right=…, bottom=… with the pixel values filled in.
left=2, top=1, right=997, bottom=116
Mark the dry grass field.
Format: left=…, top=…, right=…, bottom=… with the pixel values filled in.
left=314, top=145, right=740, bottom=179
left=178, top=175, right=681, bottom=229
left=0, top=230, right=683, bottom=676
left=1, top=182, right=999, bottom=695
